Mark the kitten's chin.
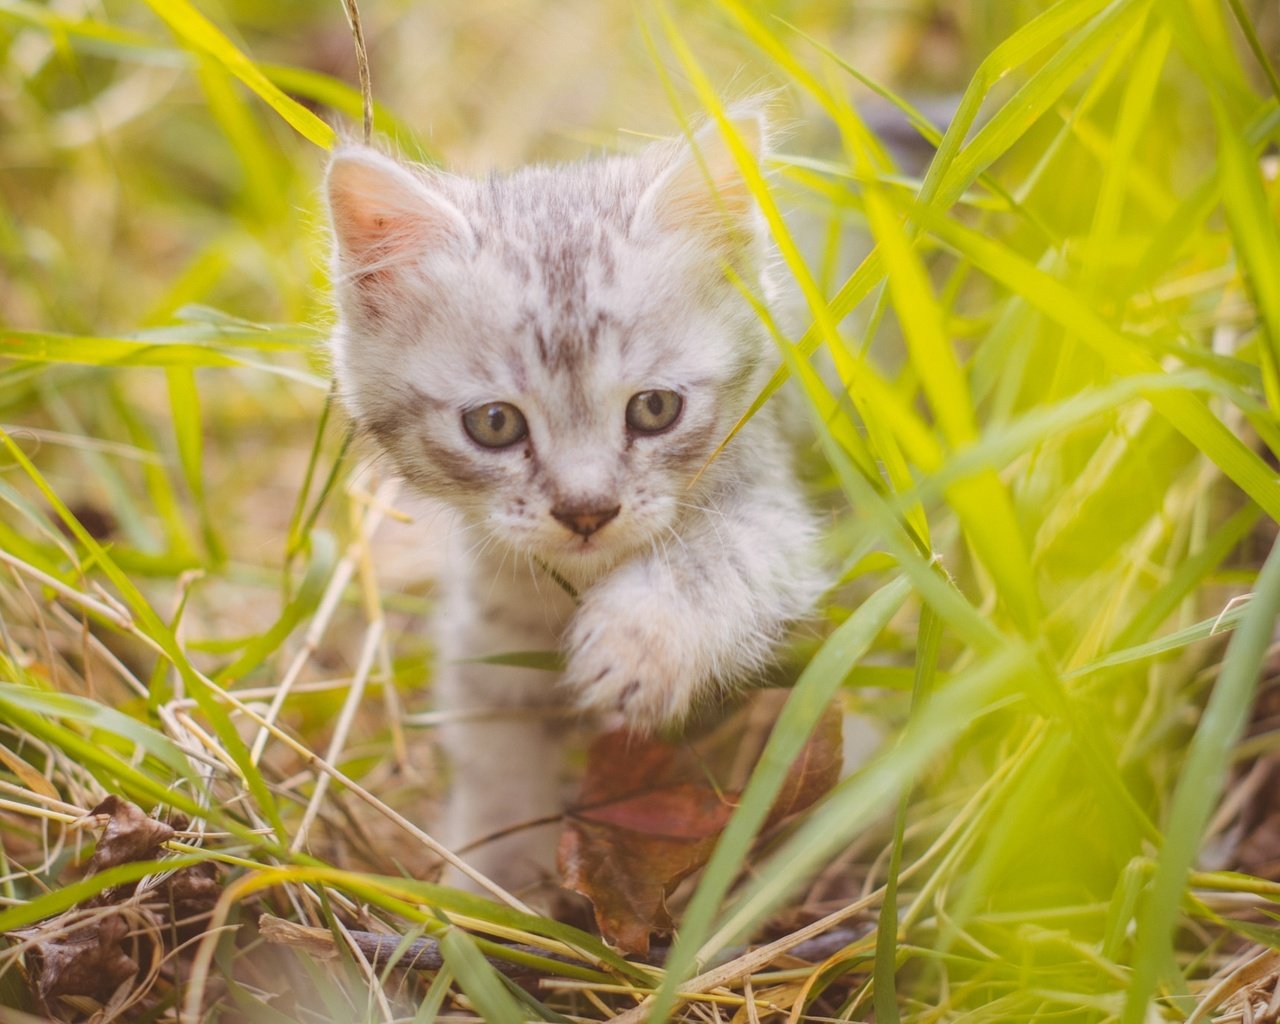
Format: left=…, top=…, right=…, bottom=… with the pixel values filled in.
left=531, top=533, right=636, bottom=581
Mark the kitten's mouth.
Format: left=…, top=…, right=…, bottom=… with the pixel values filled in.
left=543, top=529, right=624, bottom=563
left=562, top=534, right=606, bottom=554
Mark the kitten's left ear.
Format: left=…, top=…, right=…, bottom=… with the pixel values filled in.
left=326, top=146, right=471, bottom=278
left=635, top=112, right=766, bottom=248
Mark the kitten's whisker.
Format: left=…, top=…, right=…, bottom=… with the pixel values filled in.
left=480, top=528, right=520, bottom=608
left=677, top=501, right=732, bottom=551
left=653, top=522, right=687, bottom=565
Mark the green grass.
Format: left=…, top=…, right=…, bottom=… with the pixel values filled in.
left=2, top=0, right=1279, bottom=1021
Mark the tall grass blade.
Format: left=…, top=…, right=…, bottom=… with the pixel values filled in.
left=861, top=185, right=1039, bottom=632
left=908, top=204, right=1280, bottom=519
left=708, top=645, right=1032, bottom=966
left=1122, top=536, right=1280, bottom=1022
left=438, top=927, right=529, bottom=1024
left=138, top=0, right=334, bottom=148
left=873, top=605, right=943, bottom=1023
left=0, top=856, right=211, bottom=932
left=645, top=575, right=912, bottom=1022
left=1226, top=0, right=1280, bottom=100
left=1208, top=95, right=1280, bottom=411
left=166, top=367, right=223, bottom=562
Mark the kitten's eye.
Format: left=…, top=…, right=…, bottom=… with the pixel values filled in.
left=462, top=402, right=528, bottom=448
left=626, top=390, right=683, bottom=434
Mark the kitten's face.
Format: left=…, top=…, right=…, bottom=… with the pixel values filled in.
left=326, top=120, right=769, bottom=576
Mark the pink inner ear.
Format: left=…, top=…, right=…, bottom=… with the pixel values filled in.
left=327, top=152, right=466, bottom=269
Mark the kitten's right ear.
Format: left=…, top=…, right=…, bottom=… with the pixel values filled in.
left=326, top=147, right=471, bottom=280
left=634, top=112, right=766, bottom=245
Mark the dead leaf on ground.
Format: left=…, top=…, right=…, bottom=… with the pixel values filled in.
left=5, top=797, right=222, bottom=1017
left=159, top=860, right=221, bottom=924
left=559, top=692, right=843, bottom=955
left=86, top=796, right=175, bottom=874
left=15, top=913, right=139, bottom=1004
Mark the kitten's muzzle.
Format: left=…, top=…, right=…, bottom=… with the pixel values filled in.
left=551, top=502, right=621, bottom=539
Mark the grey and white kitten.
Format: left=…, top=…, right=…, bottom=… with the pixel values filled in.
left=325, top=115, right=822, bottom=895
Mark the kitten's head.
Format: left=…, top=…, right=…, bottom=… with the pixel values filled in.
left=326, top=115, right=773, bottom=577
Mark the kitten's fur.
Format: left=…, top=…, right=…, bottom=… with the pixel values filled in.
left=326, top=115, right=822, bottom=895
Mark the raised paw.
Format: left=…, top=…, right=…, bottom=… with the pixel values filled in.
left=563, top=599, right=703, bottom=732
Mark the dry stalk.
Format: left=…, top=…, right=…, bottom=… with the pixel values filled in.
left=0, top=547, right=135, bottom=635
left=610, top=898, right=879, bottom=1024
left=248, top=476, right=399, bottom=764
left=290, top=618, right=385, bottom=853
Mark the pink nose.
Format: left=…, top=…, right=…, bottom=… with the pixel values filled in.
left=551, top=503, right=620, bottom=539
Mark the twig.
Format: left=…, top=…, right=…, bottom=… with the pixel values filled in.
left=610, top=899, right=878, bottom=1024
left=0, top=547, right=135, bottom=634
left=260, top=914, right=870, bottom=982
left=341, top=0, right=374, bottom=143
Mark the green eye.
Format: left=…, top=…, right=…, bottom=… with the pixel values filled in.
left=462, top=402, right=528, bottom=448
left=626, top=390, right=683, bottom=434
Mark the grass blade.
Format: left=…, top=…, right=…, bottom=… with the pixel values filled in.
left=908, top=204, right=1280, bottom=519
left=873, top=605, right=943, bottom=1023
left=138, top=0, right=334, bottom=148
left=1122, top=535, right=1280, bottom=1022
left=645, top=575, right=912, bottom=1022
left=438, top=927, right=528, bottom=1024
left=166, top=367, right=223, bottom=562
left=708, top=645, right=1033, bottom=971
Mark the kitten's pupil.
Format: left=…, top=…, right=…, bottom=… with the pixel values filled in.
left=626, top=389, right=683, bottom=434
left=462, top=401, right=528, bottom=447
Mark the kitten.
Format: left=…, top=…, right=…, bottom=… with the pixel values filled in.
left=325, top=114, right=822, bottom=896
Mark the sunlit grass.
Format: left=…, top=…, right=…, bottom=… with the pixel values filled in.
left=2, top=0, right=1279, bottom=1021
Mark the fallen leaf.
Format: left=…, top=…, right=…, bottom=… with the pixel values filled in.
left=159, top=860, right=222, bottom=926
left=5, top=797, right=222, bottom=1014
left=765, top=703, right=843, bottom=829
left=560, top=820, right=718, bottom=954
left=19, top=913, right=138, bottom=1003
left=559, top=692, right=843, bottom=955
left=575, top=782, right=735, bottom=839
left=87, top=795, right=175, bottom=873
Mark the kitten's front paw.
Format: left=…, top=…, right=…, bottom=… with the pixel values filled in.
left=564, top=598, right=704, bottom=732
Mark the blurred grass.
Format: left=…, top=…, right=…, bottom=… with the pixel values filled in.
left=2, top=0, right=1280, bottom=1022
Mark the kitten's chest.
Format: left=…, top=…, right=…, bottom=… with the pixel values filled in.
left=444, top=530, right=579, bottom=655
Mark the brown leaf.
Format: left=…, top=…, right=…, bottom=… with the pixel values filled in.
left=6, top=799, right=222, bottom=1015
left=87, top=796, right=175, bottom=873
left=576, top=781, right=735, bottom=839
left=560, top=821, right=717, bottom=955
left=24, top=914, right=138, bottom=1003
left=559, top=691, right=843, bottom=955
left=765, top=701, right=844, bottom=829
left=573, top=731, right=707, bottom=805
left=157, top=860, right=222, bottom=925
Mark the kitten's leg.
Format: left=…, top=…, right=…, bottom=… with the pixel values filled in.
left=435, top=542, right=576, bottom=899
left=563, top=478, right=821, bottom=731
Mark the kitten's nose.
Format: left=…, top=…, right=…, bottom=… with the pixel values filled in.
left=551, top=502, right=620, bottom=539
